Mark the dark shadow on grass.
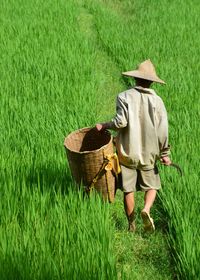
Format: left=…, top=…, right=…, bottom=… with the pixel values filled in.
left=153, top=193, right=170, bottom=233
left=111, top=210, right=126, bottom=231
left=25, top=164, right=105, bottom=201
left=26, top=164, right=75, bottom=195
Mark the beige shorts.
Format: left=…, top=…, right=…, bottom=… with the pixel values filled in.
left=121, top=165, right=161, bottom=192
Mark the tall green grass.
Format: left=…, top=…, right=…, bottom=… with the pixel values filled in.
left=83, top=0, right=200, bottom=278
left=0, top=181, right=117, bottom=279
left=0, top=0, right=199, bottom=279
left=0, top=0, right=119, bottom=278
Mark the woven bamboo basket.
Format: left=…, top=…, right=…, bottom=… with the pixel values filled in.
left=64, top=127, right=116, bottom=202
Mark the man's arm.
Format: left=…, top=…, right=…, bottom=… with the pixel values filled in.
left=96, top=95, right=128, bottom=131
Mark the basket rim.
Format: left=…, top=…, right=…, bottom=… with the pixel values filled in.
left=64, top=127, right=113, bottom=154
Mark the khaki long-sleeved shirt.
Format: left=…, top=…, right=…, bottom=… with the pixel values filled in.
left=108, top=86, right=170, bottom=170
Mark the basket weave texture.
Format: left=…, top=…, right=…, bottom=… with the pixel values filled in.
left=64, top=127, right=115, bottom=202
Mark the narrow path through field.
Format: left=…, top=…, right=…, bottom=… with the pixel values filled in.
left=77, top=1, right=174, bottom=279
left=77, top=4, right=124, bottom=120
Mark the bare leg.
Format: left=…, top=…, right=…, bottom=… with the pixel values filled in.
left=124, top=192, right=135, bottom=231
left=142, top=189, right=157, bottom=214
left=141, top=189, right=157, bottom=232
left=124, top=192, right=134, bottom=216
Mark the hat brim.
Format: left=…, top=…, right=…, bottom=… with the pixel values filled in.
left=122, top=70, right=166, bottom=85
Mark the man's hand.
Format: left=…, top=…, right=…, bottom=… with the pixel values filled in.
left=160, top=156, right=171, bottom=166
left=96, top=122, right=114, bottom=131
left=96, top=123, right=105, bottom=131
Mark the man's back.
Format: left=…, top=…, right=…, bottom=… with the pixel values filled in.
left=115, top=86, right=169, bottom=170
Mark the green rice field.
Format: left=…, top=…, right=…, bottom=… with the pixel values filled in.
left=0, top=0, right=200, bottom=279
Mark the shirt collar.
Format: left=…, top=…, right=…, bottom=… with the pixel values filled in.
left=134, top=86, right=155, bottom=95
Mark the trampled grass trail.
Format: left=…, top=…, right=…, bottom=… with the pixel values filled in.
left=0, top=0, right=199, bottom=279
left=76, top=2, right=173, bottom=279
left=81, top=1, right=200, bottom=278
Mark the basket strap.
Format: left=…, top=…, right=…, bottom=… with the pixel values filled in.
left=86, top=159, right=108, bottom=194
left=104, top=153, right=121, bottom=175
left=104, top=150, right=112, bottom=203
left=104, top=152, right=121, bottom=203
left=105, top=166, right=112, bottom=203
left=86, top=152, right=121, bottom=200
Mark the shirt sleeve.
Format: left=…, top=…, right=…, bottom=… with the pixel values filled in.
left=157, top=99, right=170, bottom=157
left=111, top=95, right=128, bottom=129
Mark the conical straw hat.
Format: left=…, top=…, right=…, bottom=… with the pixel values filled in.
left=122, top=59, right=165, bottom=84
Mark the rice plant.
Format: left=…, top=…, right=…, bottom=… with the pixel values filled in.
left=0, top=0, right=199, bottom=279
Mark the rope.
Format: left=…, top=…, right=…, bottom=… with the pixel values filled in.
left=86, top=152, right=121, bottom=201
left=104, top=150, right=112, bottom=203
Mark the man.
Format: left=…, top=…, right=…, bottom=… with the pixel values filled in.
left=96, top=59, right=171, bottom=232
